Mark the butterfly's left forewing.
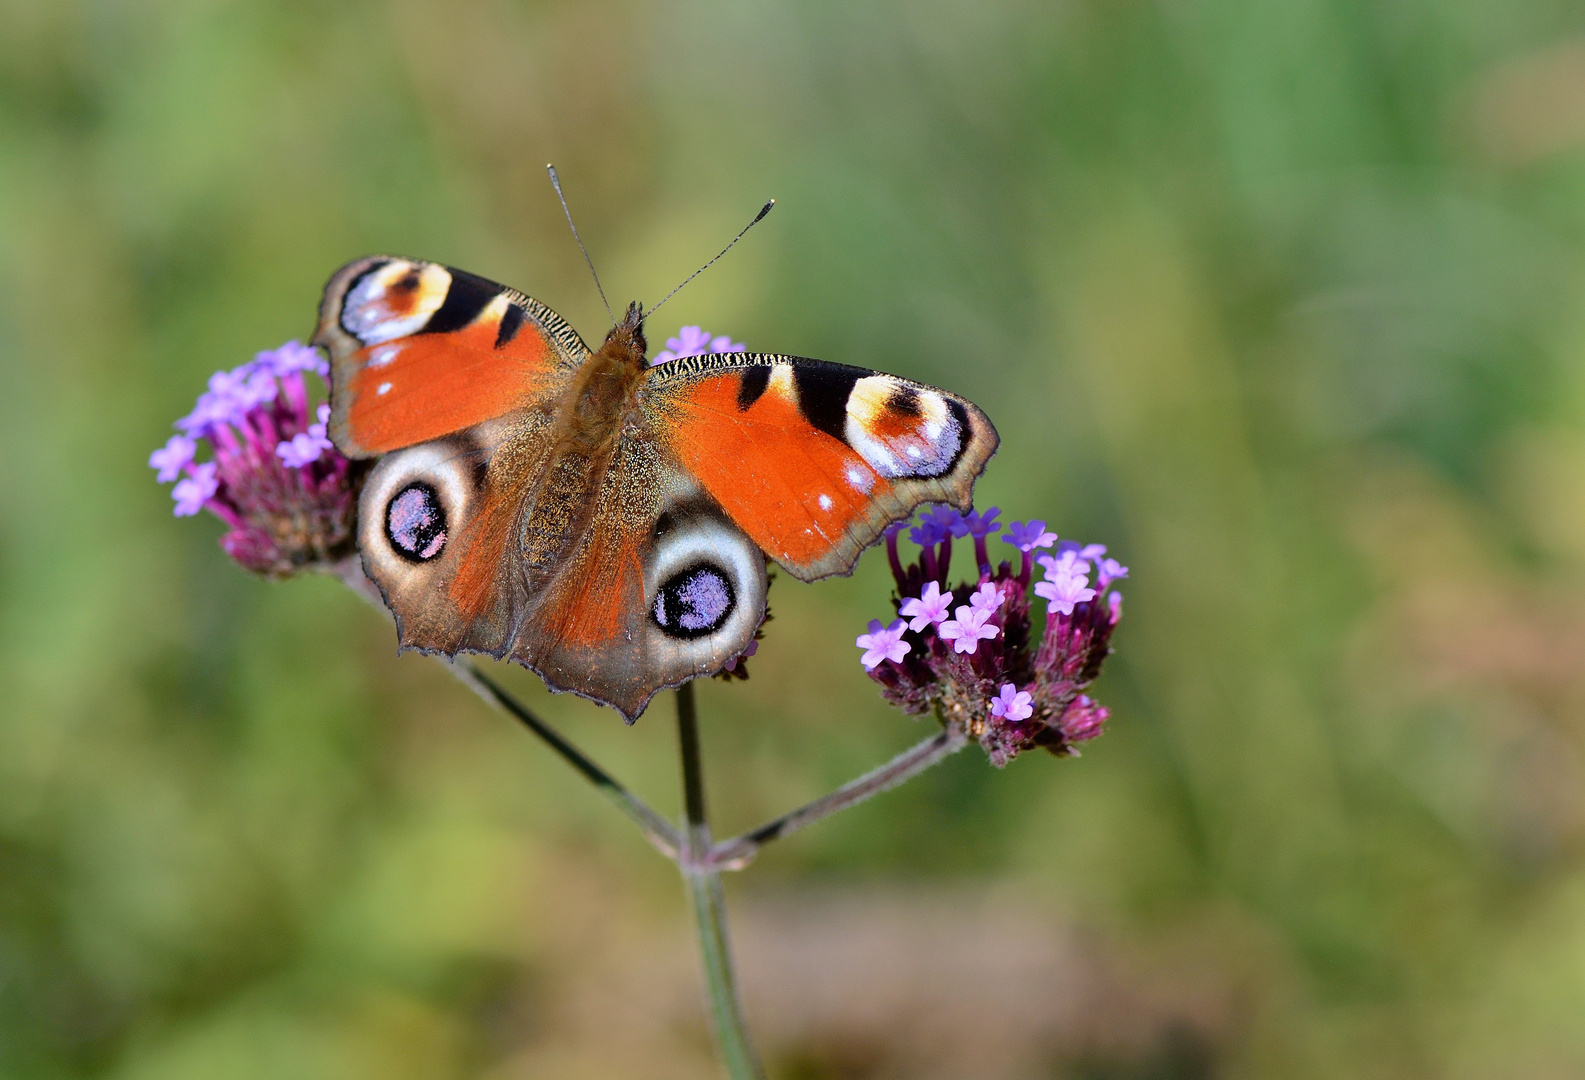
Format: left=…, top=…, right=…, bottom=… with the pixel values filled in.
left=314, top=256, right=589, bottom=456
left=645, top=353, right=998, bottom=581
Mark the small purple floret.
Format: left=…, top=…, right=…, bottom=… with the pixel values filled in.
left=899, top=580, right=952, bottom=632
left=652, top=325, right=745, bottom=365
left=172, top=462, right=218, bottom=516
left=958, top=506, right=1001, bottom=539
left=989, top=684, right=1034, bottom=723
left=1034, top=552, right=1096, bottom=615
left=938, top=605, right=999, bottom=655
left=926, top=505, right=965, bottom=536
left=857, top=619, right=911, bottom=670
left=276, top=404, right=335, bottom=467
left=1002, top=520, right=1057, bottom=553
left=277, top=432, right=328, bottom=468
left=722, top=637, right=758, bottom=674
left=255, top=341, right=328, bottom=378
left=149, top=435, right=196, bottom=483
left=966, top=581, right=1004, bottom=616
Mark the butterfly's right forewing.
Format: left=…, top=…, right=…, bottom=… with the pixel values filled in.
left=644, top=352, right=998, bottom=581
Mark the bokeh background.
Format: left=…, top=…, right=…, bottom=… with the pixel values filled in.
left=5, top=0, right=1585, bottom=1076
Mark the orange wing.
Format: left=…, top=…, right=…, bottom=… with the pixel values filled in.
left=647, top=353, right=998, bottom=581
left=313, top=256, right=588, bottom=456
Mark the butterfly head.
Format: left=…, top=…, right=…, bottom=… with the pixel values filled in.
left=597, top=301, right=649, bottom=368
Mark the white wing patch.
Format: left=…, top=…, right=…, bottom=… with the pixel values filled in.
left=341, top=260, right=451, bottom=346
left=844, top=464, right=876, bottom=493
left=843, top=375, right=963, bottom=479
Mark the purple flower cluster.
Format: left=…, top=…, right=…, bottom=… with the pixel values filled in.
left=857, top=506, right=1126, bottom=766
left=149, top=342, right=359, bottom=577
left=651, top=325, right=746, bottom=365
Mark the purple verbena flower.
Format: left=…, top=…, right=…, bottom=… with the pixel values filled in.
left=899, top=580, right=951, bottom=632
left=172, top=462, right=218, bottom=516
left=149, top=434, right=196, bottom=483
left=958, top=506, right=1001, bottom=539
left=966, top=581, right=1004, bottom=617
left=1034, top=552, right=1097, bottom=616
left=908, top=517, right=948, bottom=548
left=860, top=506, right=1125, bottom=766
left=857, top=619, right=911, bottom=670
left=276, top=404, right=334, bottom=467
left=255, top=340, right=328, bottom=378
left=276, top=432, right=329, bottom=468
left=652, top=325, right=744, bottom=365
left=1002, top=520, right=1057, bottom=553
left=155, top=343, right=359, bottom=577
left=1097, top=558, right=1129, bottom=590
left=722, top=638, right=758, bottom=674
left=926, top=505, right=965, bottom=536
left=1039, top=549, right=1091, bottom=578
left=938, top=605, right=999, bottom=655
left=989, top=684, right=1034, bottom=723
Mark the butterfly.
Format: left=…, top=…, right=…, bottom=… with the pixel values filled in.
left=313, top=256, right=998, bottom=720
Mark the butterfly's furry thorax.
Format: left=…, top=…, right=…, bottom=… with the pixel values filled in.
left=551, top=301, right=648, bottom=456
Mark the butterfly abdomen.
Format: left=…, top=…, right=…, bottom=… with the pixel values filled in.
left=521, top=313, right=650, bottom=583
left=519, top=451, right=604, bottom=576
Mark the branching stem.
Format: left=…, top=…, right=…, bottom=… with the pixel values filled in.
left=705, top=725, right=968, bottom=871
left=330, top=555, right=968, bottom=1079
left=465, top=665, right=681, bottom=859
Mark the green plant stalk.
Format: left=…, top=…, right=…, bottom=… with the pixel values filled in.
left=676, top=682, right=765, bottom=1080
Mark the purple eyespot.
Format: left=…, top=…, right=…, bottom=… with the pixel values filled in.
left=653, top=564, right=735, bottom=638
left=385, top=482, right=446, bottom=561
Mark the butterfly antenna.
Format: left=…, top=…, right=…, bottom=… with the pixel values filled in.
left=547, top=163, right=615, bottom=327
left=646, top=199, right=775, bottom=320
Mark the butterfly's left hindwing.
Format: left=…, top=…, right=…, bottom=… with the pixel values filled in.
left=645, top=353, right=998, bottom=581
left=355, top=413, right=768, bottom=721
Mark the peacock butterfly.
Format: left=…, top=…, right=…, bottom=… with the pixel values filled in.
left=313, top=256, right=998, bottom=720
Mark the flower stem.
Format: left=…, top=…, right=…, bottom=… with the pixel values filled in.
left=675, top=682, right=764, bottom=1080
left=466, top=665, right=681, bottom=859
left=706, top=725, right=967, bottom=871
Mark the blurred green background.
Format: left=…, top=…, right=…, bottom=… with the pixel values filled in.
left=5, top=0, right=1585, bottom=1076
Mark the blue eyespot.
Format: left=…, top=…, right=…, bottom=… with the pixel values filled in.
left=386, top=482, right=446, bottom=561
left=652, top=564, right=735, bottom=639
